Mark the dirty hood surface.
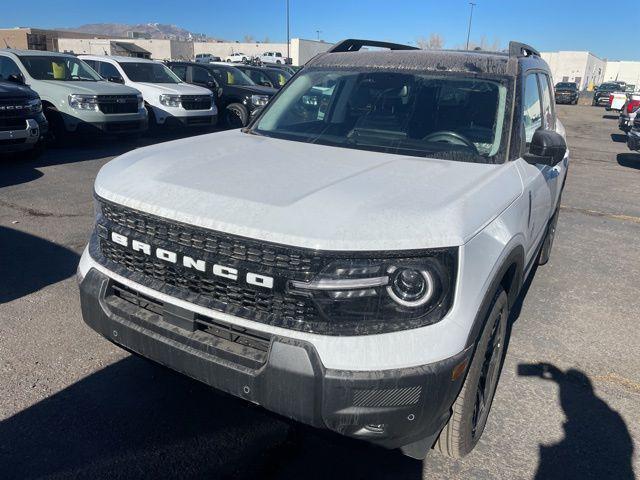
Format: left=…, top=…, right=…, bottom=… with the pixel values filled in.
left=95, top=129, right=523, bottom=251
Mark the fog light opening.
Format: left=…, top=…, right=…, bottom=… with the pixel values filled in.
left=364, top=424, right=386, bottom=434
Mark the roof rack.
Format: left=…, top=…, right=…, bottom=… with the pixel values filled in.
left=508, top=41, right=540, bottom=58
left=328, top=39, right=419, bottom=53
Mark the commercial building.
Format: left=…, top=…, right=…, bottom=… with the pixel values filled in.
left=57, top=36, right=331, bottom=65
left=0, top=27, right=107, bottom=51
left=541, top=51, right=606, bottom=90
left=57, top=38, right=193, bottom=61
left=602, top=61, right=640, bottom=87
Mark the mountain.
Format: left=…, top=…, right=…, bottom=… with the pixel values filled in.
left=60, top=23, right=211, bottom=41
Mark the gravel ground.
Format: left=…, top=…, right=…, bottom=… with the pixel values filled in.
left=0, top=106, right=638, bottom=480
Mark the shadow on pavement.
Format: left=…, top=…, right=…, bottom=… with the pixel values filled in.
left=0, top=226, right=79, bottom=303
left=0, top=355, right=423, bottom=480
left=617, top=153, right=640, bottom=170
left=602, top=114, right=619, bottom=120
left=518, top=363, right=635, bottom=480
left=610, top=133, right=628, bottom=143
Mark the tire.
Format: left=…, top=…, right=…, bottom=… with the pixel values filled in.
left=435, top=289, right=509, bottom=458
left=44, top=107, right=70, bottom=146
left=224, top=103, right=249, bottom=128
left=538, top=204, right=560, bottom=265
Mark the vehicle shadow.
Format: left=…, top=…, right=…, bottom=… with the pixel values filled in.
left=617, top=153, right=640, bottom=170
left=602, top=114, right=619, bottom=120
left=610, top=133, right=628, bottom=143
left=517, top=363, right=635, bottom=480
left=0, top=226, right=79, bottom=304
left=0, top=355, right=423, bottom=480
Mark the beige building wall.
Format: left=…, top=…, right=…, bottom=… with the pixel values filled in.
left=541, top=51, right=606, bottom=90
left=290, top=39, right=332, bottom=65
left=193, top=41, right=288, bottom=60
left=58, top=37, right=190, bottom=61
left=0, top=28, right=107, bottom=51
left=603, top=61, right=640, bottom=87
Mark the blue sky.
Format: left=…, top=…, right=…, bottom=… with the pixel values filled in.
left=3, top=0, right=638, bottom=60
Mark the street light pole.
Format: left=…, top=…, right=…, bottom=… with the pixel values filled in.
left=466, top=2, right=476, bottom=50
left=316, top=29, right=321, bottom=41
left=286, top=0, right=290, bottom=61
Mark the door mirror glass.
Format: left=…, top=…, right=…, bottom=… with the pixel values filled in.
left=107, top=75, right=124, bottom=84
left=524, top=130, right=566, bottom=166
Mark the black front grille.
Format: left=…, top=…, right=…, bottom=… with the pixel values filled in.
left=0, top=101, right=29, bottom=117
left=98, top=95, right=139, bottom=114
left=99, top=238, right=319, bottom=325
left=0, top=118, right=26, bottom=131
left=181, top=95, right=212, bottom=110
left=100, top=202, right=322, bottom=273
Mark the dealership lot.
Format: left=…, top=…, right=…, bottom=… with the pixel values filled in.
left=0, top=105, right=639, bottom=479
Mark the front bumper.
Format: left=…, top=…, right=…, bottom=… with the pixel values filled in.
left=79, top=267, right=470, bottom=454
left=0, top=117, right=47, bottom=152
left=627, top=129, right=640, bottom=151
left=594, top=95, right=610, bottom=106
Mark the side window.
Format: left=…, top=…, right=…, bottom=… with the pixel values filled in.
left=523, top=74, right=542, bottom=144
left=251, top=70, right=273, bottom=87
left=99, top=62, right=123, bottom=81
left=171, top=65, right=187, bottom=81
left=0, top=57, right=22, bottom=80
left=538, top=74, right=555, bottom=130
left=83, top=59, right=97, bottom=71
left=192, top=66, right=212, bottom=84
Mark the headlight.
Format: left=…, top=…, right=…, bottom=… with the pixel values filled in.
left=137, top=94, right=144, bottom=109
left=289, top=249, right=457, bottom=334
left=251, top=94, right=270, bottom=107
left=68, top=94, right=99, bottom=111
left=159, top=94, right=181, bottom=107
left=26, top=98, right=42, bottom=113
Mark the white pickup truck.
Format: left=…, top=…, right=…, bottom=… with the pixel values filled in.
left=256, top=51, right=288, bottom=65
left=618, top=93, right=640, bottom=133
left=78, top=40, right=568, bottom=461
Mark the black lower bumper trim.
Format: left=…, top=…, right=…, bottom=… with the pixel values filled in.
left=79, top=268, right=471, bottom=454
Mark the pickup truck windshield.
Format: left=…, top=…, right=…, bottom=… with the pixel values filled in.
left=556, top=83, right=576, bottom=89
left=598, top=84, right=620, bottom=91
left=253, top=69, right=508, bottom=163
left=120, top=62, right=181, bottom=84
left=20, top=55, right=101, bottom=81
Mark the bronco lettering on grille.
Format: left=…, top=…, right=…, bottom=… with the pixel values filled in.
left=109, top=231, right=274, bottom=289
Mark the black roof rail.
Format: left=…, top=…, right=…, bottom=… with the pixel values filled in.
left=328, top=39, right=419, bottom=53
left=508, top=41, right=540, bottom=58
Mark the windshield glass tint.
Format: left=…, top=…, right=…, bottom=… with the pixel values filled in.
left=254, top=69, right=508, bottom=163
left=20, top=55, right=101, bottom=81
left=120, top=62, right=181, bottom=83
left=556, top=83, right=576, bottom=89
left=599, top=84, right=619, bottom=91
left=211, top=67, right=254, bottom=86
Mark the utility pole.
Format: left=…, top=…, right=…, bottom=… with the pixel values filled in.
left=466, top=2, right=476, bottom=50
left=286, top=0, right=290, bottom=61
left=316, top=30, right=322, bottom=41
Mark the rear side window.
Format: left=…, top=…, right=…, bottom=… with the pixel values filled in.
left=170, top=65, right=187, bottom=81
left=538, top=74, right=555, bottom=130
left=523, top=74, right=542, bottom=143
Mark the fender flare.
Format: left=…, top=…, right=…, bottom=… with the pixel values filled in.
left=464, top=244, right=525, bottom=349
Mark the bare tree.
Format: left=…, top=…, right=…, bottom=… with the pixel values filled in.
left=416, top=33, right=445, bottom=50
left=243, top=34, right=255, bottom=43
left=263, top=35, right=271, bottom=43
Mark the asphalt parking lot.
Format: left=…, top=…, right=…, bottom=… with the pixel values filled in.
left=1, top=106, right=639, bottom=480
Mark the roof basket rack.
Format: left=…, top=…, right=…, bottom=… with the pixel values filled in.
left=508, top=41, right=540, bottom=58
left=328, top=39, right=419, bottom=53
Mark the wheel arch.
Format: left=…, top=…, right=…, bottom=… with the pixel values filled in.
left=464, top=244, right=524, bottom=349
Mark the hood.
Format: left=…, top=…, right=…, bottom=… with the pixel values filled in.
left=227, top=84, right=277, bottom=96
left=33, top=79, right=140, bottom=96
left=95, top=130, right=523, bottom=251
left=133, top=82, right=211, bottom=95
left=0, top=81, right=38, bottom=100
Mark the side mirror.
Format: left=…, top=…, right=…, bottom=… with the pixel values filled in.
left=524, top=130, right=567, bottom=166
left=108, top=76, right=124, bottom=84
left=7, top=73, right=25, bottom=85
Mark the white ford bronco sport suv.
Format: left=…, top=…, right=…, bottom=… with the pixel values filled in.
left=78, top=40, right=568, bottom=460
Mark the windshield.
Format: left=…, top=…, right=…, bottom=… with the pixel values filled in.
left=120, top=62, right=181, bottom=83
left=20, top=55, right=101, bottom=81
left=599, top=83, right=619, bottom=91
left=210, top=66, right=255, bottom=86
left=253, top=69, right=509, bottom=163
left=556, top=83, right=576, bottom=89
